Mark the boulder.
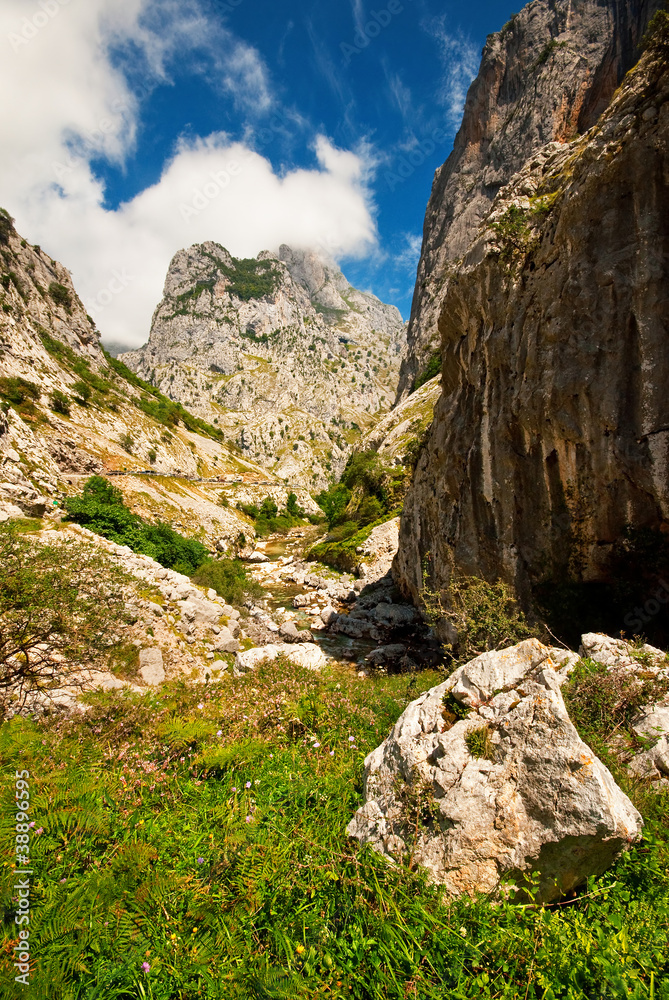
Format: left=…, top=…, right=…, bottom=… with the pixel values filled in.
left=235, top=642, right=327, bottom=674
left=247, top=551, right=270, bottom=563
left=177, top=597, right=222, bottom=628
left=212, top=626, right=240, bottom=654
left=321, top=605, right=338, bottom=626
left=139, top=648, right=165, bottom=686
left=628, top=704, right=669, bottom=786
left=347, top=638, right=642, bottom=903
left=365, top=644, right=407, bottom=666
left=279, top=621, right=301, bottom=642
left=372, top=603, right=418, bottom=626
left=579, top=633, right=667, bottom=674
left=356, top=517, right=400, bottom=584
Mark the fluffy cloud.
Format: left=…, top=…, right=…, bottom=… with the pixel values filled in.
left=0, top=0, right=378, bottom=348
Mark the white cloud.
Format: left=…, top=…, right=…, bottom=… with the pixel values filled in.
left=0, top=0, right=378, bottom=349
left=424, top=17, right=479, bottom=125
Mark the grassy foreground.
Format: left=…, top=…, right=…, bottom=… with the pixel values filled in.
left=1, top=657, right=668, bottom=999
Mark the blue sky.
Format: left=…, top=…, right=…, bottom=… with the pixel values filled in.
left=1, top=0, right=516, bottom=347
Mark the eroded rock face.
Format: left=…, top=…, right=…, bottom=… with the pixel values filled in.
left=120, top=244, right=406, bottom=488
left=235, top=642, right=326, bottom=673
left=395, top=52, right=669, bottom=611
left=347, top=639, right=642, bottom=902
left=397, top=0, right=661, bottom=398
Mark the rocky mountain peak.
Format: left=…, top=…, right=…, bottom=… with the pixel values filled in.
left=121, top=243, right=406, bottom=488
left=397, top=0, right=661, bottom=398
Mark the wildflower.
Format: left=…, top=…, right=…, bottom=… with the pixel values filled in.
left=217, top=730, right=222, bottom=736
left=197, top=857, right=204, bottom=864
left=269, top=753, right=273, bottom=758
left=460, top=927, right=467, bottom=937
left=312, top=742, right=320, bottom=748
left=198, top=703, right=204, bottom=710
left=28, top=821, right=35, bottom=829
left=36, top=827, right=44, bottom=835
left=245, top=780, right=251, bottom=788
left=245, top=815, right=252, bottom=823
left=348, top=736, right=355, bottom=742
left=296, top=944, right=305, bottom=954
left=329, top=751, right=335, bottom=757
left=142, top=961, right=151, bottom=973
left=232, top=786, right=237, bottom=793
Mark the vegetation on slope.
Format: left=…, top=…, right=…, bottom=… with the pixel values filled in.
left=0, top=648, right=667, bottom=998
left=309, top=451, right=407, bottom=569
left=0, top=522, right=132, bottom=696
left=65, top=476, right=208, bottom=575
left=236, top=493, right=313, bottom=538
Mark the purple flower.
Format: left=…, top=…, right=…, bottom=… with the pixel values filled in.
left=245, top=781, right=251, bottom=789
left=197, top=857, right=204, bottom=864
left=312, top=742, right=320, bottom=748
left=36, top=827, right=44, bottom=835
left=28, top=821, right=35, bottom=829
left=348, top=736, right=355, bottom=742
left=217, top=730, right=222, bottom=736
left=245, top=815, right=252, bottom=823
left=232, top=786, right=237, bottom=793
left=198, top=703, right=204, bottom=710
left=142, top=962, right=151, bottom=973
left=329, top=751, right=335, bottom=757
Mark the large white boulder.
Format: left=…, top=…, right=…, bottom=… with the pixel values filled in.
left=235, top=642, right=327, bottom=674
left=347, top=638, right=642, bottom=902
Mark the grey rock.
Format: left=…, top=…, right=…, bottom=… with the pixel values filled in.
left=235, top=642, right=327, bottom=674
left=212, top=626, right=240, bottom=654
left=365, top=644, right=407, bottom=666
left=394, top=48, right=669, bottom=613
left=147, top=601, right=164, bottom=617
left=347, top=639, right=642, bottom=902
left=139, top=648, right=165, bottom=686
left=397, top=0, right=659, bottom=398
left=177, top=597, right=222, bottom=628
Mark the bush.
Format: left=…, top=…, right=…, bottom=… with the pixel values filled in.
left=422, top=566, right=533, bottom=663
left=65, top=476, right=208, bottom=574
left=119, top=432, right=133, bottom=453
left=0, top=377, right=40, bottom=406
left=0, top=523, right=132, bottom=705
left=72, top=380, right=91, bottom=403
left=0, top=207, right=14, bottom=244
left=641, top=9, right=669, bottom=52
left=316, top=451, right=407, bottom=530
left=413, top=351, right=441, bottom=392
left=191, top=558, right=264, bottom=606
left=50, top=390, right=71, bottom=416
left=48, top=281, right=72, bottom=311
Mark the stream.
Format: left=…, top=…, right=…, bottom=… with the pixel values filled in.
left=247, top=528, right=384, bottom=668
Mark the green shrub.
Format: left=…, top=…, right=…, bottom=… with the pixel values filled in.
left=465, top=725, right=496, bottom=761
left=48, top=281, right=72, bottom=311
left=50, top=390, right=71, bottom=416
left=72, top=380, right=91, bottom=403
left=191, top=558, right=264, bottom=606
left=413, top=350, right=441, bottom=392
left=0, top=207, right=14, bottom=244
left=0, top=376, right=40, bottom=406
left=119, top=432, right=133, bottom=453
left=65, top=475, right=208, bottom=574
left=147, top=448, right=157, bottom=464
left=0, top=522, right=132, bottom=699
left=422, top=567, right=533, bottom=663
left=641, top=9, right=669, bottom=52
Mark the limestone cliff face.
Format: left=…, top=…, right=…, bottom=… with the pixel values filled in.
left=397, top=0, right=661, bottom=399
left=120, top=245, right=406, bottom=489
left=395, top=49, right=669, bottom=613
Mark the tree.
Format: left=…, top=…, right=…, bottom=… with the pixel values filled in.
left=0, top=523, right=132, bottom=708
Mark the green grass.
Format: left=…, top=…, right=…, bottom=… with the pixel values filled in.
left=1, top=656, right=668, bottom=998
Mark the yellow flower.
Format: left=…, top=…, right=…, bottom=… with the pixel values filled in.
left=296, top=945, right=305, bottom=954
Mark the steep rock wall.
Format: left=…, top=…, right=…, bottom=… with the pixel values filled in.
left=397, top=0, right=661, bottom=399
left=395, top=51, right=669, bottom=619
